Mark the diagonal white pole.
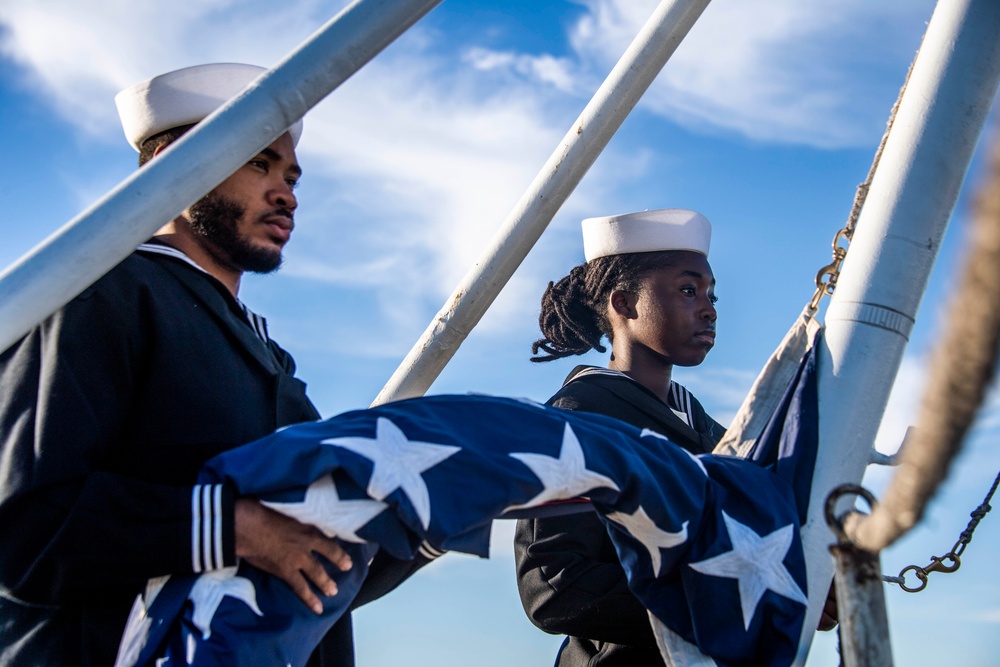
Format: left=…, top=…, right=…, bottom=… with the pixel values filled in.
left=796, top=0, right=1000, bottom=663
left=0, top=0, right=443, bottom=354
left=373, top=0, right=714, bottom=406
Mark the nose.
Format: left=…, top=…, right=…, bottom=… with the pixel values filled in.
left=269, top=181, right=297, bottom=212
left=702, top=296, right=717, bottom=323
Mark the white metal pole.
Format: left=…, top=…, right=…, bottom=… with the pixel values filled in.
left=795, top=0, right=1000, bottom=662
left=0, top=0, right=442, bottom=354
left=373, top=0, right=713, bottom=406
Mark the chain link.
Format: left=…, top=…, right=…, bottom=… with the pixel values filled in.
left=886, top=469, right=999, bottom=592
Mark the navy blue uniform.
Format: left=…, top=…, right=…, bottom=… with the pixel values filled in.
left=0, top=244, right=424, bottom=666
left=515, top=366, right=724, bottom=667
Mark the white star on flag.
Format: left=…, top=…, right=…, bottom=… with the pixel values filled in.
left=506, top=422, right=620, bottom=510
left=189, top=567, right=262, bottom=640
left=261, top=474, right=387, bottom=543
left=688, top=511, right=807, bottom=629
left=607, top=506, right=688, bottom=576
left=640, top=429, right=708, bottom=476
left=640, top=428, right=671, bottom=442
left=510, top=396, right=548, bottom=410
left=323, top=417, right=460, bottom=529
left=650, top=620, right=717, bottom=667
left=682, top=449, right=708, bottom=477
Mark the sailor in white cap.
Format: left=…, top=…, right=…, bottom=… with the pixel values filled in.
left=0, top=63, right=425, bottom=667
left=114, top=62, right=305, bottom=291
left=115, top=62, right=303, bottom=157
left=514, top=208, right=726, bottom=667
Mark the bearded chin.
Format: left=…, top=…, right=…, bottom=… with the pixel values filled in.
left=188, top=193, right=283, bottom=274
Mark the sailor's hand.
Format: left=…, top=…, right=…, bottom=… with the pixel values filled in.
left=234, top=498, right=353, bottom=614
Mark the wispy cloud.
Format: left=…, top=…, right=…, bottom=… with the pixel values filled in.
left=874, top=355, right=926, bottom=453
left=969, top=608, right=1000, bottom=624
left=0, top=0, right=292, bottom=135
left=0, top=0, right=608, bottom=338
left=461, top=0, right=938, bottom=150
left=0, top=0, right=943, bottom=348
left=566, top=0, right=938, bottom=148
left=463, top=47, right=581, bottom=94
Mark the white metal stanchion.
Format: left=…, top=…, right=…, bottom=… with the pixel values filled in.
left=795, top=0, right=1000, bottom=662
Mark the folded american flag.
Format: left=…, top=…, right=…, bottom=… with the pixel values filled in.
left=117, top=342, right=819, bottom=667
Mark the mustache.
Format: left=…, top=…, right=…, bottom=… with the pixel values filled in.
left=261, top=208, right=295, bottom=229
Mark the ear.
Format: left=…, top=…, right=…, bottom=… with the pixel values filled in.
left=152, top=143, right=169, bottom=159
left=609, top=289, right=638, bottom=320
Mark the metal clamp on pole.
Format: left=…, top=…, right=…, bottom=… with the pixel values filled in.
left=809, top=227, right=851, bottom=311
left=825, top=484, right=894, bottom=667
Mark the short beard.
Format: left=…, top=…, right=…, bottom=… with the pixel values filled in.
left=188, top=192, right=283, bottom=274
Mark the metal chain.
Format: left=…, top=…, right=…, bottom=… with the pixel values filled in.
left=885, top=469, right=999, bottom=592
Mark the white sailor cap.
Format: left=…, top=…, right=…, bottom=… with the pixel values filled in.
left=581, top=208, right=711, bottom=262
left=115, top=63, right=304, bottom=152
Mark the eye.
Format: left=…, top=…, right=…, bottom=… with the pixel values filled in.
left=709, top=294, right=719, bottom=304
left=248, top=158, right=268, bottom=172
left=681, top=286, right=696, bottom=296
left=285, top=177, right=300, bottom=190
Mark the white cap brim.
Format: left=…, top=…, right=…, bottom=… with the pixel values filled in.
left=582, top=208, right=712, bottom=261
left=115, top=63, right=303, bottom=152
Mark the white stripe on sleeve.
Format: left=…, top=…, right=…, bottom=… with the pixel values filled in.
left=191, top=484, right=226, bottom=572
left=191, top=486, right=202, bottom=572
left=212, top=485, right=224, bottom=570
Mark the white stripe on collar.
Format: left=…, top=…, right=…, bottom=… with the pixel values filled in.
left=137, top=242, right=270, bottom=344
left=137, top=242, right=206, bottom=273
left=568, top=366, right=695, bottom=425
left=568, top=366, right=628, bottom=380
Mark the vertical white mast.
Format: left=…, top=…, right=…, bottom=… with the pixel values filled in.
left=797, top=0, right=1000, bottom=661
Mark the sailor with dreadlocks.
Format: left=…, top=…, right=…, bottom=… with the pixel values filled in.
left=515, top=208, right=725, bottom=667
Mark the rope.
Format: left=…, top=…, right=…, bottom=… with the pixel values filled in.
left=844, top=49, right=921, bottom=238
left=844, top=118, right=1000, bottom=552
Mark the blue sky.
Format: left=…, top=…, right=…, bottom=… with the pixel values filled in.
left=1, top=0, right=998, bottom=664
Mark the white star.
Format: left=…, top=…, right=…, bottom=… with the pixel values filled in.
left=688, top=512, right=807, bottom=629
left=649, top=617, right=717, bottom=666
left=188, top=567, right=262, bottom=640
left=509, top=396, right=548, bottom=410
left=261, top=474, right=387, bottom=543
left=639, top=429, right=708, bottom=476
left=323, top=417, right=460, bottom=529
left=466, top=393, right=545, bottom=410
left=506, top=422, right=620, bottom=510
left=606, top=506, right=688, bottom=576
left=640, top=428, right=671, bottom=442
left=682, top=450, right=709, bottom=476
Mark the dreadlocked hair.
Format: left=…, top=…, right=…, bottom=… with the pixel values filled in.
left=530, top=250, right=689, bottom=362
